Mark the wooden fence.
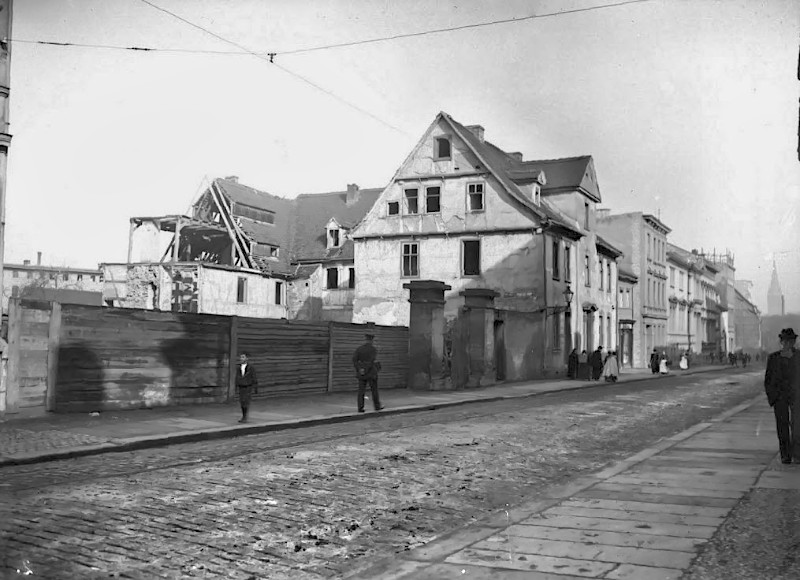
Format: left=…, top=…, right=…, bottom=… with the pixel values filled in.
left=2, top=299, right=408, bottom=415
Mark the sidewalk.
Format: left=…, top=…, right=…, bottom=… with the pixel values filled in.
left=349, top=393, right=791, bottom=580
left=0, top=364, right=740, bottom=467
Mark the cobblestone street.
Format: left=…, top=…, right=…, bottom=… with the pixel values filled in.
left=1, top=372, right=762, bottom=579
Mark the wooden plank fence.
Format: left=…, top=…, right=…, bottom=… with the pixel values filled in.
left=1, top=299, right=409, bottom=414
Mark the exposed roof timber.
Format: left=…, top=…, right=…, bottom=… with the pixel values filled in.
left=130, top=215, right=228, bottom=234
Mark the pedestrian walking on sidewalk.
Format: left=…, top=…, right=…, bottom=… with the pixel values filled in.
left=650, top=348, right=660, bottom=374
left=764, top=328, right=800, bottom=464
left=659, top=352, right=670, bottom=375
left=679, top=352, right=689, bottom=370
left=354, top=332, right=384, bottom=413
left=567, top=348, right=578, bottom=379
left=603, top=351, right=619, bottom=382
left=590, top=347, right=604, bottom=380
left=236, top=352, right=258, bottom=423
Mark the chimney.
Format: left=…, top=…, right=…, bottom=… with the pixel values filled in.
left=23, top=259, right=30, bottom=266
left=37, top=251, right=42, bottom=266
left=509, top=152, right=523, bottom=162
left=224, top=175, right=239, bottom=183
left=465, top=124, right=485, bottom=142
left=346, top=183, right=360, bottom=205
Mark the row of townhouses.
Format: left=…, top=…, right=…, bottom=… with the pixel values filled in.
left=13, top=112, right=760, bottom=374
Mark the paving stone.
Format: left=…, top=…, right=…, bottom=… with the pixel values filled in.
left=445, top=547, right=617, bottom=576
left=559, top=498, right=731, bottom=518
left=591, top=482, right=744, bottom=499
left=576, top=488, right=739, bottom=508
left=521, top=515, right=717, bottom=539
left=405, top=526, right=498, bottom=561
left=500, top=524, right=705, bottom=552
left=396, top=562, right=587, bottom=580
left=470, top=536, right=694, bottom=568
left=543, top=505, right=724, bottom=527
left=605, top=563, right=684, bottom=579
left=604, top=475, right=754, bottom=492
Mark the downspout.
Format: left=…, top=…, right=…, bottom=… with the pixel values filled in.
left=540, top=222, right=549, bottom=372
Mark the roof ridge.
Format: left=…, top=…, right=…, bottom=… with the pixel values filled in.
left=296, top=187, right=383, bottom=198
left=517, top=155, right=593, bottom=165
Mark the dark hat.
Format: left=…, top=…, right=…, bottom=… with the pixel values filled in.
left=779, top=328, right=798, bottom=340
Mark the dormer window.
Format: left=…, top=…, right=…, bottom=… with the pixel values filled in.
left=328, top=228, right=340, bottom=248
left=532, top=183, right=541, bottom=206
left=434, top=137, right=451, bottom=160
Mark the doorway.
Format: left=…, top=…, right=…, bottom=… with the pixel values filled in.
left=494, top=319, right=505, bottom=381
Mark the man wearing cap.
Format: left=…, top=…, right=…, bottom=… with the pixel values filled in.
left=353, top=331, right=383, bottom=413
left=235, top=352, right=258, bottom=423
left=764, top=328, right=800, bottom=464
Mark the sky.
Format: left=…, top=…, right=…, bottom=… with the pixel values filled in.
left=5, top=0, right=800, bottom=313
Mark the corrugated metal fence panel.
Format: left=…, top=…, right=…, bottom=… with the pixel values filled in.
left=56, top=305, right=230, bottom=412
left=237, top=318, right=330, bottom=398
left=330, top=323, right=408, bottom=392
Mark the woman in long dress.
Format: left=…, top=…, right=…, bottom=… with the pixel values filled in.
left=679, top=353, right=689, bottom=370
left=603, top=351, right=619, bottom=382
left=659, top=352, right=669, bottom=375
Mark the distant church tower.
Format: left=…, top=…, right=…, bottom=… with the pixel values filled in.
left=767, top=261, right=785, bottom=316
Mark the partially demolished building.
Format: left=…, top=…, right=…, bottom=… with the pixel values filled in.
left=103, top=177, right=381, bottom=321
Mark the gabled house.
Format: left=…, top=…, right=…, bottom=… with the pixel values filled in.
left=351, top=111, right=620, bottom=379
left=287, top=184, right=382, bottom=321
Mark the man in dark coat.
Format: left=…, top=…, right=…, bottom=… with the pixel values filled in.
left=590, top=347, right=604, bottom=381
left=650, top=348, right=660, bottom=374
left=567, top=349, right=579, bottom=379
left=353, top=332, right=384, bottom=413
left=764, top=328, right=800, bottom=464
left=235, top=352, right=258, bottom=423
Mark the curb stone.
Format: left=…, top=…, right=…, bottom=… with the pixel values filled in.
left=0, top=366, right=743, bottom=468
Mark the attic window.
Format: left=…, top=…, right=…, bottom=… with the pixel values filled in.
left=327, top=228, right=341, bottom=249
left=405, top=189, right=419, bottom=215
left=533, top=184, right=541, bottom=206
left=434, top=137, right=451, bottom=160
left=387, top=201, right=399, bottom=216
left=232, top=203, right=275, bottom=225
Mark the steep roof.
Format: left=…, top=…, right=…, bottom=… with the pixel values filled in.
left=596, top=234, right=623, bottom=258
left=441, top=113, right=583, bottom=238
left=214, top=178, right=296, bottom=275
left=291, top=188, right=382, bottom=263
left=509, top=156, right=599, bottom=201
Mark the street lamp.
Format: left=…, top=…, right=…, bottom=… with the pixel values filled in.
left=563, top=285, right=574, bottom=307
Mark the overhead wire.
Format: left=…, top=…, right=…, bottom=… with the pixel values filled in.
left=135, top=0, right=409, bottom=135
left=8, top=0, right=655, bottom=59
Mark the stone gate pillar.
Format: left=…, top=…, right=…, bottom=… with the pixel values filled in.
left=460, top=288, right=498, bottom=387
left=403, top=280, right=451, bottom=390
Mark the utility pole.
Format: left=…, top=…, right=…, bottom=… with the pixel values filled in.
left=0, top=0, right=12, bottom=318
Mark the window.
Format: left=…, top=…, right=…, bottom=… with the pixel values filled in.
left=425, top=187, right=441, bottom=213
left=679, top=271, right=684, bottom=291
left=599, top=314, right=604, bottom=346
left=76, top=274, right=82, bottom=281
left=328, top=228, right=340, bottom=248
left=91, top=275, right=96, bottom=282
left=670, top=267, right=675, bottom=288
left=564, top=246, right=571, bottom=282
left=608, top=317, right=613, bottom=348
left=467, top=183, right=484, bottom=211
left=584, top=254, right=591, bottom=287
left=12, top=270, right=18, bottom=278
left=275, top=281, right=283, bottom=305
left=552, top=312, right=561, bottom=350
left=62, top=273, right=69, bottom=281
left=599, top=260, right=604, bottom=290
left=607, top=263, right=612, bottom=292
left=326, top=267, right=339, bottom=289
left=434, top=136, right=451, bottom=159
left=647, top=234, right=651, bottom=259
left=270, top=246, right=279, bottom=258
left=387, top=201, right=399, bottom=216
left=236, top=277, right=247, bottom=303
left=584, top=203, right=590, bottom=229
left=462, top=240, right=481, bottom=276
left=348, top=267, right=355, bottom=289
left=402, top=242, right=419, bottom=277
left=552, top=240, right=560, bottom=280
left=405, top=189, right=419, bottom=214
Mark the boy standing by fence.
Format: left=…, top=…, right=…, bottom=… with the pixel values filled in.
left=353, top=332, right=383, bottom=413
left=236, top=352, right=258, bottom=423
